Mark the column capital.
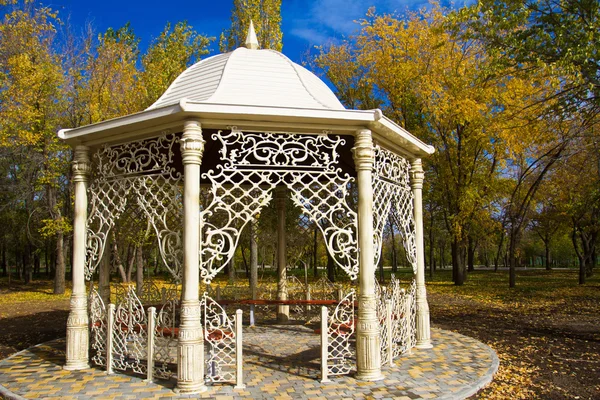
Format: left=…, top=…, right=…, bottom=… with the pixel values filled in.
left=410, top=158, right=424, bottom=189
left=181, top=120, right=205, bottom=165
left=352, top=129, right=374, bottom=171
left=72, top=145, right=91, bottom=183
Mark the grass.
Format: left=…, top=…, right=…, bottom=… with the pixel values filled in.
left=0, top=278, right=72, bottom=303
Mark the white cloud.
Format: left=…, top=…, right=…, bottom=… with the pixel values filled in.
left=284, top=0, right=451, bottom=45
left=289, top=27, right=332, bottom=44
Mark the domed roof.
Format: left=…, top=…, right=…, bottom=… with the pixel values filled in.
left=147, top=47, right=345, bottom=111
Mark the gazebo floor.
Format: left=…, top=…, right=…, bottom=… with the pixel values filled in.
left=0, top=326, right=498, bottom=400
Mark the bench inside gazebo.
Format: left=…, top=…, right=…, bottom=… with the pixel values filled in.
left=59, top=24, right=434, bottom=394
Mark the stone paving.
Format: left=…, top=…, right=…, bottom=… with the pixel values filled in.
left=0, top=327, right=498, bottom=400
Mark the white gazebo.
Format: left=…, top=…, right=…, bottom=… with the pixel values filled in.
left=59, top=26, right=434, bottom=394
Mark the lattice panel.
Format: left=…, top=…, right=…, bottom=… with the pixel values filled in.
left=377, top=277, right=418, bottom=362
left=154, top=298, right=178, bottom=380
left=112, top=287, right=148, bottom=375
left=408, top=279, right=417, bottom=351
left=200, top=129, right=358, bottom=283
left=89, top=288, right=107, bottom=367
left=372, top=145, right=417, bottom=273
left=139, top=280, right=162, bottom=304
left=85, top=133, right=183, bottom=281
left=202, top=293, right=236, bottom=383
left=327, top=289, right=355, bottom=376
left=311, top=276, right=338, bottom=301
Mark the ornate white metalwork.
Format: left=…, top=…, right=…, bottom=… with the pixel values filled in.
left=377, top=277, right=418, bottom=361
left=139, top=280, right=162, bottom=304
left=327, top=289, right=355, bottom=376
left=372, top=144, right=417, bottom=272
left=89, top=288, right=107, bottom=367
left=202, top=293, right=236, bottom=383
left=407, top=279, right=417, bottom=351
left=200, top=128, right=358, bottom=283
left=310, top=276, right=337, bottom=301
left=112, top=286, right=148, bottom=375
left=85, top=133, right=183, bottom=281
left=153, top=298, right=179, bottom=380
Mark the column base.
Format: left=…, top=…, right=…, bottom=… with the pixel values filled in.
left=416, top=340, right=433, bottom=349
left=277, top=305, right=289, bottom=323
left=173, top=384, right=207, bottom=395
left=63, top=361, right=90, bottom=371
left=355, top=371, right=384, bottom=381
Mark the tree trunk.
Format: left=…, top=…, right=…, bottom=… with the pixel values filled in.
left=326, top=252, right=335, bottom=282
left=126, top=245, right=135, bottom=283
left=390, top=221, right=398, bottom=273
left=544, top=235, right=552, bottom=270
left=508, top=229, right=518, bottom=288
left=428, top=228, right=435, bottom=279
left=114, top=240, right=127, bottom=283
left=136, top=246, right=143, bottom=296
left=378, top=251, right=384, bottom=283
left=23, top=247, right=31, bottom=284
left=250, top=220, right=258, bottom=299
left=312, top=226, right=318, bottom=278
left=44, top=242, right=49, bottom=277
left=99, top=246, right=111, bottom=305
left=467, top=236, right=475, bottom=272
left=1, top=242, right=6, bottom=276
left=428, top=206, right=435, bottom=278
left=53, top=231, right=66, bottom=294
left=33, top=253, right=40, bottom=276
left=451, top=238, right=466, bottom=286
left=228, top=257, right=236, bottom=282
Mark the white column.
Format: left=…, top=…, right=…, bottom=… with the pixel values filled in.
left=65, top=145, right=91, bottom=371
left=410, top=158, right=432, bottom=349
left=353, top=129, right=383, bottom=381
left=176, top=120, right=206, bottom=394
left=276, top=186, right=289, bottom=323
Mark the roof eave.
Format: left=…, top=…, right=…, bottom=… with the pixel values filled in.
left=58, top=103, right=184, bottom=146
left=58, top=101, right=435, bottom=159
left=368, top=113, right=435, bottom=159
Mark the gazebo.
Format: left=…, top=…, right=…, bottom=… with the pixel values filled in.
left=58, top=25, right=434, bottom=394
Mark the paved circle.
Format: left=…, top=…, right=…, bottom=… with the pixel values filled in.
left=0, top=327, right=498, bottom=399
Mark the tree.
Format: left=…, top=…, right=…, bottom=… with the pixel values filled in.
left=0, top=2, right=71, bottom=291
left=75, top=23, right=140, bottom=125
left=552, top=132, right=600, bottom=283
left=531, top=194, right=565, bottom=270
left=137, top=21, right=211, bottom=109
left=460, top=0, right=600, bottom=121
left=219, top=0, right=282, bottom=52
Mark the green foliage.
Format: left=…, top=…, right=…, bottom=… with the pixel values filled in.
left=456, top=0, right=600, bottom=118
left=138, top=21, right=212, bottom=109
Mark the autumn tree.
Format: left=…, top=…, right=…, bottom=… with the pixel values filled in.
left=317, top=8, right=502, bottom=284
left=0, top=2, right=72, bottom=291
left=551, top=132, right=600, bottom=283
left=461, top=0, right=600, bottom=120
left=137, top=21, right=211, bottom=109
left=220, top=0, right=282, bottom=51
left=315, top=6, right=569, bottom=286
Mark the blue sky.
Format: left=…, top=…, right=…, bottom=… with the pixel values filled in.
left=45, top=0, right=459, bottom=64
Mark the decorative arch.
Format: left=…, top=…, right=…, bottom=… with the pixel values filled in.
left=372, top=144, right=417, bottom=273
left=199, top=128, right=358, bottom=283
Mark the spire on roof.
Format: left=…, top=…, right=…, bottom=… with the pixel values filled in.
left=245, top=20, right=259, bottom=50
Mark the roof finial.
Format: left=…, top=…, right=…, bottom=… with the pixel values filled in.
left=245, top=20, right=259, bottom=50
